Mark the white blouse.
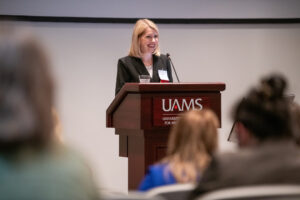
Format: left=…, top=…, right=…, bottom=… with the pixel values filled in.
left=145, top=65, right=153, bottom=78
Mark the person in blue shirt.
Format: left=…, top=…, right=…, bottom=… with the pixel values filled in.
left=138, top=109, right=219, bottom=191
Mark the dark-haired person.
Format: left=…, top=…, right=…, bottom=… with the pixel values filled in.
left=0, top=25, right=100, bottom=200
left=115, top=19, right=173, bottom=95
left=190, top=74, right=300, bottom=199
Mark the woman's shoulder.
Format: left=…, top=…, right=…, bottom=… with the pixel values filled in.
left=42, top=144, right=92, bottom=168
left=148, top=162, right=176, bottom=184
left=154, top=54, right=169, bottom=64
left=159, top=53, right=167, bottom=58
left=155, top=53, right=167, bottom=59
left=118, top=55, right=139, bottom=63
left=148, top=163, right=169, bottom=173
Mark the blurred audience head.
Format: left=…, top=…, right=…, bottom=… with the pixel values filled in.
left=166, top=109, right=219, bottom=183
left=232, top=74, right=293, bottom=147
left=0, top=23, right=55, bottom=151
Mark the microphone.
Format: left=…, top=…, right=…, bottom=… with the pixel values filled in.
left=166, top=53, right=180, bottom=83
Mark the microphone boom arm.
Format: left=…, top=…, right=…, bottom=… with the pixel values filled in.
left=166, top=53, right=180, bottom=83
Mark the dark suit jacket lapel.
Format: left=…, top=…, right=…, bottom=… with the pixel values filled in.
left=152, top=55, right=160, bottom=82
left=132, top=57, right=149, bottom=76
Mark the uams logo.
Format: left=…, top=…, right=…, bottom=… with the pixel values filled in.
left=162, top=98, right=203, bottom=112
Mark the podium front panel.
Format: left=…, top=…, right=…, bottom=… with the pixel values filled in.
left=112, top=92, right=221, bottom=130
left=106, top=83, right=225, bottom=190
left=152, top=93, right=221, bottom=128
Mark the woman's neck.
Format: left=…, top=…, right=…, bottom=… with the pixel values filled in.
left=141, top=53, right=153, bottom=66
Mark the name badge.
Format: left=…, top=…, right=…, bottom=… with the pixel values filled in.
left=158, top=70, right=169, bottom=81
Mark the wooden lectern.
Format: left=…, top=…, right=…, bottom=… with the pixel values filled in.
left=106, top=83, right=225, bottom=190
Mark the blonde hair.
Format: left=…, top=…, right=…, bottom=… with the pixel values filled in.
left=164, top=109, right=219, bottom=183
left=129, top=19, right=160, bottom=57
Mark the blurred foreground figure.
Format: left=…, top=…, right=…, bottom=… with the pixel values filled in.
left=190, top=74, right=300, bottom=199
left=0, top=24, right=100, bottom=200
left=139, top=109, right=219, bottom=191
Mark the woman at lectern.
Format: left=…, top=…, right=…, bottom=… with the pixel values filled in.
left=115, top=19, right=173, bottom=95
left=138, top=109, right=219, bottom=191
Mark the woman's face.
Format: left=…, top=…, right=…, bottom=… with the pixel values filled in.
left=139, top=27, right=159, bottom=54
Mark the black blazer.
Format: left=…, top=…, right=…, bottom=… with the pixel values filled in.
left=115, top=54, right=173, bottom=95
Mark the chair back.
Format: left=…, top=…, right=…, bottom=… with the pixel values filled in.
left=196, top=184, right=300, bottom=200
left=146, top=183, right=196, bottom=200
left=102, top=190, right=166, bottom=200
